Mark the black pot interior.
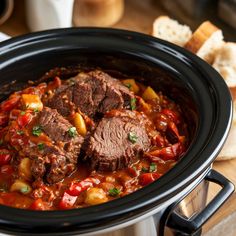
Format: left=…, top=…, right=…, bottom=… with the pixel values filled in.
left=0, top=28, right=232, bottom=235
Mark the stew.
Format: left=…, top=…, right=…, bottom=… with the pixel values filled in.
left=0, top=70, right=188, bottom=210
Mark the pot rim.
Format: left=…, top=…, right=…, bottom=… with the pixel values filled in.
left=0, top=27, right=233, bottom=234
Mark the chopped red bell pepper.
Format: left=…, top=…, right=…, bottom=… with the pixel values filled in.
left=0, top=165, right=13, bottom=175
left=145, top=142, right=184, bottom=161
left=30, top=199, right=47, bottom=211
left=161, top=108, right=180, bottom=124
left=67, top=177, right=100, bottom=196
left=139, top=173, right=161, bottom=186
left=17, top=112, right=32, bottom=127
left=127, top=167, right=138, bottom=177
left=0, top=96, right=20, bottom=112
left=0, top=149, right=11, bottom=166
left=59, top=192, right=77, bottom=210
left=152, top=133, right=168, bottom=148
left=0, top=113, right=9, bottom=126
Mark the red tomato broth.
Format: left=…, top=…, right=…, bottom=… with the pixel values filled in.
left=0, top=73, right=188, bottom=210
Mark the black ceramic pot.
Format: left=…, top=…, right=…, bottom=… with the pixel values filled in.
left=0, top=28, right=234, bottom=236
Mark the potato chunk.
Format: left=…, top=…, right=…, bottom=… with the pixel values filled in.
left=85, top=187, right=108, bottom=205
left=22, top=94, right=43, bottom=111
left=142, top=86, right=159, bottom=101
left=74, top=112, right=87, bottom=136
left=19, top=158, right=32, bottom=181
left=10, top=180, right=32, bottom=195
left=122, top=79, right=140, bottom=94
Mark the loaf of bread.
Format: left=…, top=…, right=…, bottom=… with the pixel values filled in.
left=185, top=21, right=224, bottom=64
left=152, top=16, right=192, bottom=47
left=212, top=42, right=236, bottom=87
left=73, top=0, right=124, bottom=27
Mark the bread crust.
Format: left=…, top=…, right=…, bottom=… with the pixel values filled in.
left=184, top=21, right=221, bottom=53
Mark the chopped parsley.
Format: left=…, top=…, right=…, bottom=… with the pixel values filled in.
left=17, top=130, right=24, bottom=135
left=108, top=188, right=120, bottom=197
left=130, top=97, right=136, bottom=111
left=34, top=108, right=39, bottom=113
left=20, top=186, right=30, bottom=194
left=20, top=111, right=26, bottom=115
left=149, top=163, right=157, bottom=172
left=125, top=83, right=131, bottom=89
left=141, top=167, right=149, bottom=173
left=68, top=127, right=77, bottom=138
left=38, top=143, right=44, bottom=151
left=128, top=132, right=138, bottom=144
left=32, top=125, right=42, bottom=137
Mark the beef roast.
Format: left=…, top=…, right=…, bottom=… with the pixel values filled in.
left=85, top=110, right=151, bottom=171
left=30, top=144, right=76, bottom=184
left=46, top=70, right=134, bottom=117
left=47, top=85, right=73, bottom=117
left=28, top=107, right=84, bottom=184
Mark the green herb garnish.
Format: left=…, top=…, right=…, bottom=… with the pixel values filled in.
left=32, top=125, right=42, bottom=137
left=130, top=97, right=136, bottom=111
left=17, top=130, right=24, bottom=135
left=68, top=127, right=77, bottom=138
left=125, top=83, right=131, bottom=89
left=141, top=167, right=149, bottom=173
left=149, top=163, right=157, bottom=172
left=20, top=111, right=26, bottom=115
left=128, top=132, right=138, bottom=144
left=20, top=186, right=29, bottom=194
left=34, top=108, right=39, bottom=113
left=108, top=188, right=121, bottom=197
left=38, top=143, right=44, bottom=151
left=0, top=139, right=3, bottom=145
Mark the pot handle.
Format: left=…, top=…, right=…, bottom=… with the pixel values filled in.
left=159, top=169, right=235, bottom=236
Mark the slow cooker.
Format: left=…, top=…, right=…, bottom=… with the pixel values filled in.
left=0, top=28, right=234, bottom=236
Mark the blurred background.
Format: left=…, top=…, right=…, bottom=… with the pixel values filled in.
left=0, top=0, right=236, bottom=40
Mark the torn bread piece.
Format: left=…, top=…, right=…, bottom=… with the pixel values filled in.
left=217, top=89, right=236, bottom=161
left=212, top=42, right=236, bottom=88
left=185, top=21, right=224, bottom=64
left=152, top=16, right=192, bottom=47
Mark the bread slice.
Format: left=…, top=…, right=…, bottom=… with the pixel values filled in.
left=217, top=87, right=236, bottom=161
left=185, top=21, right=224, bottom=64
left=152, top=16, right=192, bottom=47
left=212, top=42, right=236, bottom=87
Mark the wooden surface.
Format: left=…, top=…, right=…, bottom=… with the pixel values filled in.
left=0, top=0, right=236, bottom=235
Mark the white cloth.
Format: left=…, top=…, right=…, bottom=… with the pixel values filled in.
left=0, top=32, right=10, bottom=42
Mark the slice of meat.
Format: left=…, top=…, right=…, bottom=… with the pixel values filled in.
left=30, top=144, right=76, bottom=184
left=25, top=107, right=84, bottom=184
left=85, top=110, right=151, bottom=171
left=46, top=70, right=134, bottom=117
left=73, top=71, right=108, bottom=117
left=46, top=85, right=73, bottom=117
left=38, top=107, right=81, bottom=143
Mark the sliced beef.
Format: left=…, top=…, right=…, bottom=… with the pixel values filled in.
left=29, top=144, right=76, bottom=184
left=85, top=110, right=151, bottom=171
left=73, top=71, right=108, bottom=117
left=46, top=85, right=73, bottom=117
left=27, top=107, right=84, bottom=184
left=46, top=70, right=134, bottom=117
left=38, top=107, right=82, bottom=143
